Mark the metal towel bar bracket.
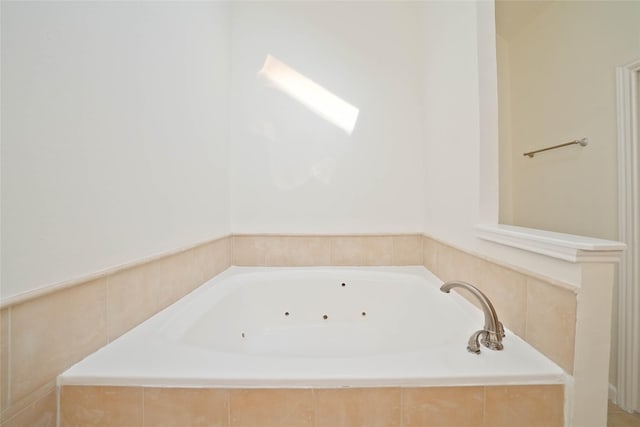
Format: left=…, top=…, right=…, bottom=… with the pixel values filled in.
left=523, top=137, right=588, bottom=158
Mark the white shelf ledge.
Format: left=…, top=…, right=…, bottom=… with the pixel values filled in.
left=475, top=224, right=626, bottom=263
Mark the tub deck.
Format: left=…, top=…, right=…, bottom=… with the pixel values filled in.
left=59, top=266, right=565, bottom=389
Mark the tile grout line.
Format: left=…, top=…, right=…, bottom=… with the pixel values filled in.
left=7, top=307, right=12, bottom=411
left=56, top=384, right=60, bottom=427
left=399, top=387, right=404, bottom=427
left=106, top=277, right=111, bottom=344
left=227, top=388, right=231, bottom=427
left=523, top=278, right=529, bottom=348
left=312, top=388, right=317, bottom=427
left=482, top=386, right=487, bottom=427
left=230, top=235, right=235, bottom=266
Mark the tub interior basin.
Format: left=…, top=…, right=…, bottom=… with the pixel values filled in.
left=169, top=269, right=475, bottom=357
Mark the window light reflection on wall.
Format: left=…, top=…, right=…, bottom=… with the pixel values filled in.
left=258, top=54, right=359, bottom=135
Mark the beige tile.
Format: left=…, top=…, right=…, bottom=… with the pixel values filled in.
left=433, top=241, right=457, bottom=281
left=143, top=387, right=228, bottom=427
left=191, top=238, right=231, bottom=287
left=174, top=248, right=205, bottom=294
left=164, top=237, right=231, bottom=302
left=455, top=250, right=484, bottom=285
left=362, top=236, right=393, bottom=266
left=235, top=234, right=335, bottom=266
left=283, top=236, right=332, bottom=266
left=150, top=251, right=200, bottom=313
left=431, top=240, right=485, bottom=285
left=437, top=253, right=483, bottom=313
left=233, top=235, right=267, bottom=266
left=392, top=235, right=422, bottom=265
left=526, top=277, right=577, bottom=373
left=1, top=381, right=55, bottom=424
left=11, top=279, right=107, bottom=403
left=259, top=236, right=288, bottom=266
left=152, top=252, right=191, bottom=312
left=235, top=235, right=408, bottom=267
left=402, top=386, right=483, bottom=427
left=476, top=261, right=527, bottom=337
left=1, top=308, right=9, bottom=412
left=189, top=246, right=217, bottom=291
left=60, top=386, right=143, bottom=427
left=191, top=242, right=217, bottom=287
left=107, top=264, right=159, bottom=341
left=229, top=389, right=313, bottom=427
left=422, top=236, right=438, bottom=273
left=331, top=236, right=364, bottom=265
left=315, top=387, right=401, bottom=427
left=485, top=385, right=564, bottom=427
left=4, top=386, right=56, bottom=427
left=212, top=237, right=232, bottom=275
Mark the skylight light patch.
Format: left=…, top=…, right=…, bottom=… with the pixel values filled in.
left=258, top=54, right=359, bottom=135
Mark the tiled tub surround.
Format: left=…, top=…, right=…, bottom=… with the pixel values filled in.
left=233, top=234, right=579, bottom=374
left=58, top=267, right=563, bottom=387
left=0, top=234, right=420, bottom=426
left=0, top=232, right=621, bottom=426
left=467, top=225, right=624, bottom=427
left=57, top=265, right=565, bottom=427
left=232, top=234, right=424, bottom=266
left=422, top=235, right=578, bottom=374
left=0, top=236, right=233, bottom=427
left=59, top=384, right=565, bottom=427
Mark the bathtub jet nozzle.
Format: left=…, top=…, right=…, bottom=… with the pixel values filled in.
left=440, top=281, right=505, bottom=354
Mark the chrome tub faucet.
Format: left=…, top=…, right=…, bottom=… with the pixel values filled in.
left=440, top=281, right=505, bottom=354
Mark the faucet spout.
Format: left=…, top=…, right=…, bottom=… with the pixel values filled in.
left=440, top=281, right=505, bottom=353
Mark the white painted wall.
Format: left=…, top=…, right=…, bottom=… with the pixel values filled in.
left=229, top=1, right=425, bottom=234
left=475, top=0, right=500, bottom=227
left=421, top=0, right=498, bottom=250
left=1, top=0, right=499, bottom=297
left=1, top=2, right=232, bottom=299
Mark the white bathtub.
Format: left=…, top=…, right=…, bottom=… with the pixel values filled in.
left=59, top=266, right=565, bottom=388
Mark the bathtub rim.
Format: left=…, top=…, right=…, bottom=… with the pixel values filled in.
left=58, top=266, right=567, bottom=389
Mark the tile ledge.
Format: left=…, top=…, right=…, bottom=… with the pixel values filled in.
left=476, top=224, right=626, bottom=263
left=0, top=234, right=231, bottom=310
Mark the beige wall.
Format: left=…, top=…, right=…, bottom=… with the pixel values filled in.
left=500, top=1, right=639, bottom=239
left=496, top=34, right=513, bottom=224
left=496, top=0, right=640, bottom=394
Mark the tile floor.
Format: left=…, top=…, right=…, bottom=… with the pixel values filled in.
left=609, top=401, right=640, bottom=427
